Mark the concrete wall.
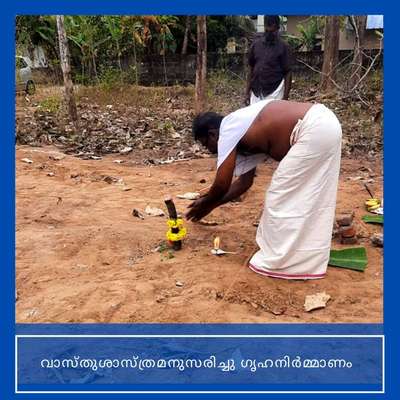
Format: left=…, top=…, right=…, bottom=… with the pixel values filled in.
left=338, top=27, right=382, bottom=50
left=286, top=15, right=310, bottom=37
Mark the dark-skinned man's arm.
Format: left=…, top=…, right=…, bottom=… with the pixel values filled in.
left=214, top=167, right=255, bottom=206
left=186, top=149, right=237, bottom=221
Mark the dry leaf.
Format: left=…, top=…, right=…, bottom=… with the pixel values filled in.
left=132, top=209, right=145, bottom=219
left=371, top=233, right=383, bottom=247
left=177, top=192, right=200, bottom=200
left=304, top=292, right=331, bottom=312
left=145, top=206, right=165, bottom=217
left=119, top=146, right=133, bottom=155
left=49, top=153, right=65, bottom=161
left=198, top=219, right=220, bottom=226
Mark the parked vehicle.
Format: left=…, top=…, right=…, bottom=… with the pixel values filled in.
left=16, top=56, right=36, bottom=95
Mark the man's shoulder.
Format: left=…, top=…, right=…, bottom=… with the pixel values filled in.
left=253, top=32, right=264, bottom=39
left=250, top=32, right=265, bottom=44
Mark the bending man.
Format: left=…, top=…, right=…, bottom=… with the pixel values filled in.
left=187, top=100, right=342, bottom=280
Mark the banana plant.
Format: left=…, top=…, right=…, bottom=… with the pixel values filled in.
left=151, top=16, right=178, bottom=85
left=121, top=16, right=148, bottom=84
left=102, top=16, right=124, bottom=74
left=296, top=17, right=323, bottom=51
left=65, top=15, right=110, bottom=83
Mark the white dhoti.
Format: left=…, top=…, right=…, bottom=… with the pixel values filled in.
left=249, top=104, right=342, bottom=279
left=250, top=79, right=285, bottom=104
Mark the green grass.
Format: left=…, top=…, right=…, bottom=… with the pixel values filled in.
left=37, top=96, right=61, bottom=113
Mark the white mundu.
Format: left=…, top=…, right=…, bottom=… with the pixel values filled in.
left=218, top=102, right=342, bottom=280
left=250, top=78, right=285, bottom=104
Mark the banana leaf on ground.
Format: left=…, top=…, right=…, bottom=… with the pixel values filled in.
left=362, top=215, right=383, bottom=224
left=329, top=247, right=368, bottom=272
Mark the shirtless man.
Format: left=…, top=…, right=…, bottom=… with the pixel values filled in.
left=187, top=100, right=342, bottom=280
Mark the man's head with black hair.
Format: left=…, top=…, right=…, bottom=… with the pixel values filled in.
left=264, top=15, right=281, bottom=45
left=265, top=15, right=280, bottom=30
left=192, top=112, right=224, bottom=154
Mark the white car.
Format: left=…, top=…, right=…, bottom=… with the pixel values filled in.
left=16, top=56, right=36, bottom=95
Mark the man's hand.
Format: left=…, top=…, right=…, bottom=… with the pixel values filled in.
left=187, top=148, right=237, bottom=222
left=186, top=197, right=214, bottom=222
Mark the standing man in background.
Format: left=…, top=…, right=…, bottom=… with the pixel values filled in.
left=245, top=15, right=293, bottom=105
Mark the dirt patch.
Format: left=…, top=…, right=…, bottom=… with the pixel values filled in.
left=16, top=146, right=383, bottom=323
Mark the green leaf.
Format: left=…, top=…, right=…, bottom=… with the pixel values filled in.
left=362, top=215, right=383, bottom=224
left=328, top=247, right=368, bottom=272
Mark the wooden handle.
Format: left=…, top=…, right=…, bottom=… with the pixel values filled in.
left=164, top=196, right=182, bottom=250
left=164, top=196, right=178, bottom=220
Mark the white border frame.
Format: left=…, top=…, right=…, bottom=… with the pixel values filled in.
left=15, top=334, right=385, bottom=394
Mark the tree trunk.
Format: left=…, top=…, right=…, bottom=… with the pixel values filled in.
left=195, top=16, right=207, bottom=114
left=91, top=51, right=98, bottom=83
left=162, top=36, right=168, bottom=85
left=81, top=62, right=85, bottom=85
left=181, top=16, right=191, bottom=55
left=320, top=16, right=340, bottom=92
left=116, top=40, right=123, bottom=82
left=349, top=15, right=367, bottom=90
left=133, top=40, right=138, bottom=84
left=56, top=15, right=78, bottom=127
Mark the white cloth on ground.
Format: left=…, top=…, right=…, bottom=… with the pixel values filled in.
left=249, top=104, right=342, bottom=280
left=218, top=99, right=274, bottom=177
left=250, top=78, right=285, bottom=105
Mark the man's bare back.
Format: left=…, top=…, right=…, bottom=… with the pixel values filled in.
left=239, top=100, right=313, bottom=161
